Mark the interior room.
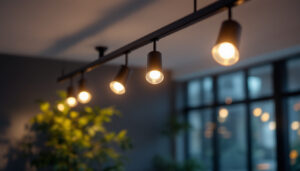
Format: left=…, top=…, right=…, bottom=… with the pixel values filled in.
left=0, top=0, right=299, bottom=170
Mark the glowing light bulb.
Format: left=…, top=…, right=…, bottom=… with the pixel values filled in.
left=77, top=91, right=92, bottom=104
left=66, top=97, right=77, bottom=107
left=146, top=70, right=164, bottom=84
left=212, top=42, right=239, bottom=66
left=57, top=103, right=65, bottom=112
left=110, top=81, right=125, bottom=95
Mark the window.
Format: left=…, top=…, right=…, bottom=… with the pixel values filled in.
left=184, top=55, right=300, bottom=171
left=187, top=78, right=213, bottom=107
left=251, top=100, right=277, bottom=171
left=288, top=96, right=300, bottom=170
left=188, top=109, right=213, bottom=170
left=218, top=72, right=245, bottom=103
left=248, top=65, right=273, bottom=99
left=287, top=58, right=300, bottom=92
left=218, top=105, right=247, bottom=171
left=203, top=77, right=214, bottom=105
left=187, top=80, right=202, bottom=107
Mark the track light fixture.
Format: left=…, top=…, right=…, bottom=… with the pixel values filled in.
left=57, top=0, right=248, bottom=101
left=66, top=78, right=77, bottom=107
left=110, top=53, right=130, bottom=95
left=146, top=40, right=164, bottom=85
left=77, top=73, right=92, bottom=104
left=212, top=6, right=241, bottom=66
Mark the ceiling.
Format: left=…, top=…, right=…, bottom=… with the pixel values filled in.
left=0, top=0, right=300, bottom=80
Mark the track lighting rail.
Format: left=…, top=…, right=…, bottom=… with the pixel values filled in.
left=57, top=0, right=248, bottom=82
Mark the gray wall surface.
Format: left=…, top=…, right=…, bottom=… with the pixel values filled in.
left=0, top=54, right=173, bottom=171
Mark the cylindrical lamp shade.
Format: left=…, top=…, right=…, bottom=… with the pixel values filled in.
left=110, top=65, right=130, bottom=95
left=77, top=78, right=92, bottom=104
left=146, top=51, right=164, bottom=84
left=66, top=86, right=77, bottom=107
left=212, top=19, right=241, bottom=66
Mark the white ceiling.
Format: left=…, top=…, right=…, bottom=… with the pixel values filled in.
left=0, top=0, right=300, bottom=80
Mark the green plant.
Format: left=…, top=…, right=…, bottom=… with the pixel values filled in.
left=21, top=91, right=132, bottom=171
left=153, top=115, right=205, bottom=171
left=153, top=155, right=204, bottom=171
left=162, top=116, right=190, bottom=137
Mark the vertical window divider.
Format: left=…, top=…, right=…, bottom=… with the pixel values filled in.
left=273, top=61, right=290, bottom=171
left=183, top=82, right=190, bottom=160
left=199, top=78, right=205, bottom=161
left=212, top=75, right=220, bottom=171
left=244, top=69, right=253, bottom=171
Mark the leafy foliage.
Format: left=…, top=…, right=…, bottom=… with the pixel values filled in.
left=161, top=116, right=190, bottom=137
left=153, top=116, right=205, bottom=171
left=153, top=155, right=204, bottom=171
left=22, top=91, right=132, bottom=171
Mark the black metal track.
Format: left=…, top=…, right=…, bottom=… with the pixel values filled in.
left=57, top=0, right=248, bottom=82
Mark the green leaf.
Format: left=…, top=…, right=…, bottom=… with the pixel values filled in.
left=105, top=133, right=115, bottom=142
left=117, top=130, right=127, bottom=141
left=57, top=90, right=67, bottom=99
left=84, top=107, right=93, bottom=113
left=40, top=102, right=50, bottom=112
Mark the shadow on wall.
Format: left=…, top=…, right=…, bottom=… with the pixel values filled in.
left=41, top=0, right=157, bottom=56
left=0, top=124, right=30, bottom=170
left=0, top=107, right=36, bottom=170
left=2, top=142, right=29, bottom=170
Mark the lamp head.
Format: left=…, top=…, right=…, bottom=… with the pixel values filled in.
left=212, top=19, right=241, bottom=66
left=146, top=51, right=164, bottom=84
left=77, top=78, right=92, bottom=104
left=110, top=65, right=129, bottom=95
left=66, top=85, right=77, bottom=107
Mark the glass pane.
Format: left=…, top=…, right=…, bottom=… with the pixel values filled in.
left=251, top=100, right=277, bottom=171
left=218, top=104, right=247, bottom=171
left=203, top=77, right=214, bottom=105
left=288, top=96, right=300, bottom=170
left=248, top=65, right=273, bottom=99
left=188, top=109, right=213, bottom=170
left=287, top=58, right=300, bottom=92
left=187, top=79, right=202, bottom=107
left=218, top=72, right=245, bottom=103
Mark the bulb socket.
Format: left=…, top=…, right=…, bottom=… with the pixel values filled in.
left=147, top=51, right=162, bottom=72
left=215, top=19, right=241, bottom=48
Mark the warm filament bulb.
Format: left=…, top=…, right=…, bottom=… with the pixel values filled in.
left=212, top=42, right=239, bottom=66
left=110, top=81, right=125, bottom=95
left=146, top=70, right=164, bottom=84
left=66, top=97, right=77, bottom=107
left=78, top=91, right=92, bottom=104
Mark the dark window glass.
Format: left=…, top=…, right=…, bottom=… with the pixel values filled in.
left=287, top=58, right=300, bottom=92
left=250, top=100, right=277, bottom=171
left=187, top=77, right=213, bottom=107
left=187, top=79, right=201, bottom=107
left=188, top=109, right=213, bottom=170
left=287, top=96, right=300, bottom=170
left=218, top=72, right=245, bottom=103
left=248, top=65, right=273, bottom=99
left=218, top=104, right=247, bottom=171
left=203, top=77, right=214, bottom=105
